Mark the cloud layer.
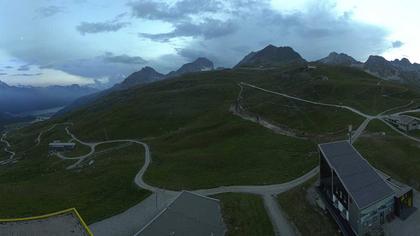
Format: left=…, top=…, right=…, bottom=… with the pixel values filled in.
left=77, top=21, right=130, bottom=35
left=0, top=0, right=405, bottom=87
left=130, top=0, right=391, bottom=67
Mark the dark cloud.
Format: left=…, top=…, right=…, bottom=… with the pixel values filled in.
left=129, top=0, right=222, bottom=21
left=76, top=21, right=130, bottom=35
left=4, top=66, right=13, bottom=69
left=392, top=40, right=404, bottom=48
left=39, top=53, right=147, bottom=87
left=0, top=73, right=7, bottom=76
left=36, top=5, right=65, bottom=18
left=103, top=52, right=148, bottom=64
left=12, top=73, right=42, bottom=77
left=140, top=19, right=237, bottom=42
left=17, top=64, right=31, bottom=71
left=176, top=48, right=217, bottom=64
left=169, top=1, right=389, bottom=66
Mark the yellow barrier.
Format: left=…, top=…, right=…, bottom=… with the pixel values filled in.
left=0, top=208, right=93, bottom=236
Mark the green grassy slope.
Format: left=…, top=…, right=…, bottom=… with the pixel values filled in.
left=145, top=118, right=317, bottom=189
left=277, top=177, right=339, bottom=236
left=355, top=120, right=420, bottom=189
left=242, top=86, right=364, bottom=140
left=2, top=65, right=419, bottom=221
left=0, top=126, right=149, bottom=223
left=246, top=65, right=420, bottom=115
left=215, top=193, right=274, bottom=236
left=404, top=112, right=420, bottom=119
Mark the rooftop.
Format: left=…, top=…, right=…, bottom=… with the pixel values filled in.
left=49, top=142, right=76, bottom=146
left=319, top=141, right=394, bottom=209
left=0, top=208, right=91, bottom=236
left=136, top=191, right=226, bottom=236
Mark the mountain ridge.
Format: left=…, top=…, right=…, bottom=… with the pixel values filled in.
left=0, top=81, right=97, bottom=114
left=56, top=57, right=216, bottom=116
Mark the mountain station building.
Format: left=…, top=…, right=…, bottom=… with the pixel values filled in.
left=319, top=141, right=414, bottom=236
left=385, top=115, right=420, bottom=132
left=49, top=141, right=76, bottom=152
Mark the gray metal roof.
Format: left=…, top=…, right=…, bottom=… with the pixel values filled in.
left=49, top=143, right=75, bottom=147
left=319, top=141, right=394, bottom=209
left=137, top=191, right=226, bottom=236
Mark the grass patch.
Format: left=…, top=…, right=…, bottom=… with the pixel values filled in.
left=355, top=119, right=420, bottom=189
left=0, top=129, right=150, bottom=224
left=62, top=142, right=91, bottom=158
left=214, top=193, right=274, bottom=236
left=408, top=129, right=420, bottom=139
left=404, top=112, right=420, bottom=119
left=277, top=177, right=340, bottom=236
left=246, top=65, right=420, bottom=115
left=242, top=86, right=364, bottom=139
left=145, top=116, right=318, bottom=190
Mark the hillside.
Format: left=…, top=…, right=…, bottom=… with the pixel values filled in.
left=2, top=62, right=420, bottom=225
left=0, top=112, right=34, bottom=131
left=55, top=65, right=420, bottom=189
left=57, top=57, right=215, bottom=116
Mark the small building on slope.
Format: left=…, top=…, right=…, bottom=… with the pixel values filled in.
left=49, top=140, right=76, bottom=152
left=385, top=115, right=420, bottom=132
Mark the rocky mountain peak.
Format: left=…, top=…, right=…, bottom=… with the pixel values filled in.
left=166, top=57, right=214, bottom=78
left=235, top=44, right=306, bottom=68
left=317, top=52, right=360, bottom=66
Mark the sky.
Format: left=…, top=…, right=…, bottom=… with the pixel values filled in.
left=0, top=0, right=418, bottom=87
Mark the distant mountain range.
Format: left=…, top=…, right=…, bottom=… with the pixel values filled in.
left=115, top=57, right=214, bottom=90
left=317, top=52, right=420, bottom=85
left=234, top=45, right=420, bottom=86
left=57, top=44, right=420, bottom=116
left=0, top=82, right=97, bottom=114
left=56, top=57, right=215, bottom=115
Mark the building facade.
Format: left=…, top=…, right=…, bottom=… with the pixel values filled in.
left=385, top=115, right=420, bottom=132
left=319, top=141, right=397, bottom=236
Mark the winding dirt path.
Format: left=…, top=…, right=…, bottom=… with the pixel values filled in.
left=0, top=132, right=15, bottom=165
